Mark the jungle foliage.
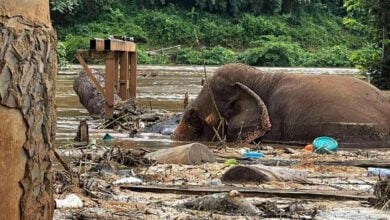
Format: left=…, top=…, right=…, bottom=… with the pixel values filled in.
left=50, top=0, right=389, bottom=88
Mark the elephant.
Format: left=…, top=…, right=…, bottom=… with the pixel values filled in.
left=172, top=63, right=390, bottom=148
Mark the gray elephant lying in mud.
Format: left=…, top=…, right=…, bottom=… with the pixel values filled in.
left=172, top=63, right=390, bottom=148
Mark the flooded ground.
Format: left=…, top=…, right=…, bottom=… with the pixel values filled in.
left=56, top=65, right=204, bottom=147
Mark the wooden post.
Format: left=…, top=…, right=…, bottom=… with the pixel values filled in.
left=129, top=52, right=137, bottom=98
left=105, top=52, right=116, bottom=119
left=114, top=53, right=120, bottom=93
left=119, top=51, right=129, bottom=99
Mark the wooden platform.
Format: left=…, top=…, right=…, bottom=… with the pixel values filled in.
left=76, top=38, right=137, bottom=118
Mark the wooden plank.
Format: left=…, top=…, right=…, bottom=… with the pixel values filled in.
left=76, top=53, right=113, bottom=107
left=104, top=52, right=116, bottom=119
left=119, top=52, right=129, bottom=99
left=120, top=185, right=374, bottom=201
left=129, top=52, right=137, bottom=98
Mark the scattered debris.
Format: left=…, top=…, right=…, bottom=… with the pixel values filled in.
left=55, top=194, right=83, bottom=209
left=368, top=167, right=390, bottom=177
left=144, top=143, right=216, bottom=165
left=373, top=177, right=390, bottom=210
left=113, top=177, right=143, bottom=185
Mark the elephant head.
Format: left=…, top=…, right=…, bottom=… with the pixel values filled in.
left=172, top=64, right=271, bottom=143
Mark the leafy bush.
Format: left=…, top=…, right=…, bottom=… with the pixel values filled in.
left=57, top=42, right=69, bottom=67
left=63, top=34, right=90, bottom=63
left=302, top=45, right=353, bottom=67
left=349, top=44, right=381, bottom=71
left=135, top=11, right=197, bottom=46
left=176, top=48, right=202, bottom=64
left=240, top=14, right=287, bottom=42
left=203, top=46, right=237, bottom=65
left=197, top=17, right=245, bottom=48
left=239, top=36, right=304, bottom=66
left=176, top=47, right=237, bottom=65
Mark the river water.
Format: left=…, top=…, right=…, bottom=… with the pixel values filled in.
left=55, top=65, right=366, bottom=148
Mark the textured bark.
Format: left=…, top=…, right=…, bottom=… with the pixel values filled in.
left=0, top=1, right=56, bottom=219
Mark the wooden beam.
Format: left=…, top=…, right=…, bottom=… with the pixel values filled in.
left=76, top=53, right=113, bottom=107
left=104, top=52, right=116, bottom=119
left=129, top=52, right=137, bottom=98
left=119, top=52, right=129, bottom=99
left=120, top=185, right=374, bottom=201
left=90, top=39, right=105, bottom=51
left=77, top=49, right=109, bottom=59
left=104, top=39, right=136, bottom=52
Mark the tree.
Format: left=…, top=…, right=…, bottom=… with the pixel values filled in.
left=0, top=0, right=57, bottom=219
left=344, top=0, right=390, bottom=89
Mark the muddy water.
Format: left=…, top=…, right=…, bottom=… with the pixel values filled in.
left=55, top=65, right=371, bottom=148
left=56, top=65, right=206, bottom=148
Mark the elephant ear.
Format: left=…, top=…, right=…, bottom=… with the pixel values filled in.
left=226, top=82, right=271, bottom=143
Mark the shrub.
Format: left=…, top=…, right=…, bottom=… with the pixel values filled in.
left=239, top=36, right=303, bottom=66
left=305, top=45, right=353, bottom=67
left=203, top=46, right=237, bottom=65
left=176, top=48, right=202, bottom=64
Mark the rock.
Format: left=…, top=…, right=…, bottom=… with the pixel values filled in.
left=222, top=165, right=308, bottom=184
left=144, top=114, right=182, bottom=135
left=144, top=143, right=216, bottom=165
left=210, top=178, right=222, bottom=185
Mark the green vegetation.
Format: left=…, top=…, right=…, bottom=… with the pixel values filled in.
left=51, top=0, right=390, bottom=88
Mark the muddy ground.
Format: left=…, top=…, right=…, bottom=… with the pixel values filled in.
left=53, top=66, right=390, bottom=219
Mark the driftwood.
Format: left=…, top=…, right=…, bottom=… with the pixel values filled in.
left=144, top=143, right=216, bottom=165
left=74, top=120, right=89, bottom=146
left=121, top=185, right=374, bottom=201
left=73, top=69, right=121, bottom=117
left=221, top=165, right=307, bottom=184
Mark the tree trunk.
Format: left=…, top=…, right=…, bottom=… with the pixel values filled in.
left=0, top=1, right=56, bottom=219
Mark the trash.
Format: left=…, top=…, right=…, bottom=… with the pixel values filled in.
left=313, top=136, right=338, bottom=154
left=55, top=194, right=83, bottom=209
left=367, top=167, right=390, bottom=177
left=242, top=151, right=264, bottom=159
left=144, top=143, right=215, bottom=165
left=304, top=144, right=313, bottom=152
left=224, top=159, right=239, bottom=166
left=210, top=178, right=222, bottom=185
left=117, top=169, right=132, bottom=176
left=113, top=177, right=143, bottom=185
left=103, top=133, right=114, bottom=141
left=89, top=138, right=97, bottom=149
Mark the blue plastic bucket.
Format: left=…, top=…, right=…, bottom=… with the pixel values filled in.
left=313, top=136, right=338, bottom=154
